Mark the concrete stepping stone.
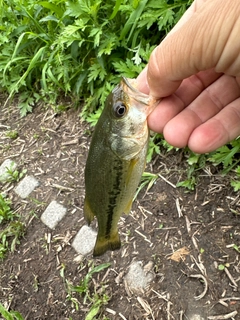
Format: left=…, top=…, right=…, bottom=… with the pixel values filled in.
left=72, top=225, right=97, bottom=256
left=41, top=200, right=67, bottom=229
left=124, top=261, right=155, bottom=294
left=0, top=159, right=17, bottom=182
left=188, top=315, right=205, bottom=320
left=15, top=175, right=39, bottom=199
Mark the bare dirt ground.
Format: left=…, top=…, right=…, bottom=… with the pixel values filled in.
left=0, top=100, right=240, bottom=320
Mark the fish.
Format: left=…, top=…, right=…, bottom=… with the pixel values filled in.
left=84, top=77, right=158, bottom=256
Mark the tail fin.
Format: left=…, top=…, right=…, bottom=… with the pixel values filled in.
left=93, top=232, right=121, bottom=257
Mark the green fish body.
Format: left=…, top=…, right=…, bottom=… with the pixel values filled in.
left=84, top=78, right=157, bottom=256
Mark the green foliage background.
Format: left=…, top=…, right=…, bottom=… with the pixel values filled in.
left=1, top=0, right=240, bottom=190
left=0, top=0, right=191, bottom=116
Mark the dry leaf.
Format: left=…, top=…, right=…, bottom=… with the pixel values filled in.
left=169, top=247, right=190, bottom=262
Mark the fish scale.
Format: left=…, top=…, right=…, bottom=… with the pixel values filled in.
left=84, top=77, right=159, bottom=256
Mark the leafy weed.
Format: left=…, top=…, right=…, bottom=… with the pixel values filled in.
left=0, top=303, right=24, bottom=320
left=0, top=0, right=192, bottom=116
left=0, top=194, right=25, bottom=259
left=61, top=262, right=111, bottom=319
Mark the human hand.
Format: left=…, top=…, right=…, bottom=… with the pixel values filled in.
left=137, top=0, right=240, bottom=153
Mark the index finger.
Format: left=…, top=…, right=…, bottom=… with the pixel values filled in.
left=147, top=69, right=221, bottom=132
left=136, top=0, right=205, bottom=94
left=147, top=0, right=240, bottom=98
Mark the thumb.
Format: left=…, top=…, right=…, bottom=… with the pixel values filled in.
left=147, top=0, right=240, bottom=98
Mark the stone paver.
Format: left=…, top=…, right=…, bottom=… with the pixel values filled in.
left=41, top=200, right=67, bottom=229
left=14, top=175, right=39, bottom=199
left=124, top=261, right=155, bottom=293
left=188, top=315, right=205, bottom=320
left=0, top=159, right=17, bottom=182
left=72, top=225, right=97, bottom=256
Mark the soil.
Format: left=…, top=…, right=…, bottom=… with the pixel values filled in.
left=0, top=100, right=240, bottom=320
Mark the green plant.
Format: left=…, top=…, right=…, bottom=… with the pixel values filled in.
left=0, top=162, right=27, bottom=183
left=230, top=170, right=240, bottom=191
left=218, top=262, right=230, bottom=271
left=218, top=264, right=225, bottom=271
left=208, top=139, right=240, bottom=191
left=29, top=197, right=46, bottom=206
left=208, top=139, right=240, bottom=173
left=0, top=194, right=15, bottom=223
left=61, top=262, right=111, bottom=319
left=5, top=167, right=27, bottom=183
left=5, top=130, right=18, bottom=139
left=147, top=133, right=162, bottom=163
left=164, top=138, right=240, bottom=192
left=177, top=151, right=207, bottom=191
left=0, top=194, right=25, bottom=259
left=33, top=133, right=39, bottom=139
left=232, top=244, right=240, bottom=253
left=0, top=303, right=24, bottom=320
left=0, top=0, right=192, bottom=117
left=135, top=171, right=158, bottom=200
left=0, top=221, right=25, bottom=259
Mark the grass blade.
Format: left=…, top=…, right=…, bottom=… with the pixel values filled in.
left=120, top=0, right=148, bottom=42
left=6, top=46, right=46, bottom=103
left=0, top=303, right=14, bottom=320
left=109, top=0, right=122, bottom=20
left=39, top=1, right=64, bottom=18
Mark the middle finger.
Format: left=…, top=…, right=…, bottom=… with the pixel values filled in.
left=163, top=74, right=240, bottom=147
left=147, top=69, right=221, bottom=132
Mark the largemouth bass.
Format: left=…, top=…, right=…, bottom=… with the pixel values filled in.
left=84, top=77, right=158, bottom=256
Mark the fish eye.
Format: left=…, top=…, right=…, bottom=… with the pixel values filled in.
left=113, top=101, right=127, bottom=118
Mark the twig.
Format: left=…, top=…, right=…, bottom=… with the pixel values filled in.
left=179, top=310, right=184, bottom=320
left=137, top=296, right=155, bottom=320
left=119, top=313, right=127, bottom=320
left=106, top=308, right=116, bottom=315
left=191, top=254, right=207, bottom=276
left=218, top=299, right=228, bottom=307
left=151, top=289, right=169, bottom=302
left=220, top=297, right=240, bottom=301
left=135, top=229, right=151, bottom=243
left=189, top=274, right=208, bottom=300
left=191, top=235, right=199, bottom=251
left=61, top=138, right=79, bottom=146
left=176, top=198, right=183, bottom=217
left=185, top=215, right=191, bottom=234
left=51, top=183, right=74, bottom=192
left=166, top=293, right=173, bottom=320
left=224, top=267, right=238, bottom=288
left=158, top=174, right=176, bottom=188
left=208, top=311, right=238, bottom=319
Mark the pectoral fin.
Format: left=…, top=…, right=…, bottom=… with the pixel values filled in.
left=126, top=158, right=138, bottom=184
left=84, top=198, right=95, bottom=225
left=122, top=158, right=138, bottom=215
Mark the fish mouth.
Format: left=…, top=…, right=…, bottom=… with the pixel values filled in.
left=122, top=77, right=160, bottom=115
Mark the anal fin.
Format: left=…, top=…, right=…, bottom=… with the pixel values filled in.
left=83, top=198, right=95, bottom=225
left=123, top=199, right=133, bottom=215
